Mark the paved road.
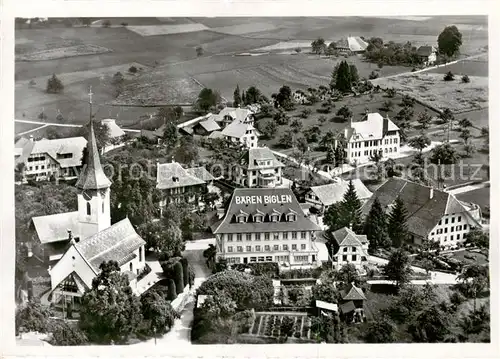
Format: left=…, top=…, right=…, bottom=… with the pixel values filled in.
left=447, top=181, right=490, bottom=195
left=15, top=119, right=141, bottom=133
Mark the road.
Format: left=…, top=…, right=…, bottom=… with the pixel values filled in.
left=15, top=119, right=141, bottom=133
left=447, top=181, right=490, bottom=196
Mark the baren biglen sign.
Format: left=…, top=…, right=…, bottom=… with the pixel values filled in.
left=235, top=194, right=293, bottom=205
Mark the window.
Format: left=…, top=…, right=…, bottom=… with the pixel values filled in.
left=129, top=262, right=133, bottom=272
left=266, top=256, right=272, bottom=262
left=343, top=247, right=348, bottom=252
left=287, top=214, right=296, bottom=222
left=439, top=219, right=442, bottom=225
left=35, top=166, right=39, bottom=170
left=252, top=179, right=257, bottom=185
left=265, top=233, right=270, bottom=241
left=273, top=245, right=279, bottom=251
left=445, top=218, right=449, bottom=225
left=352, top=247, right=357, bottom=252
left=457, top=234, right=460, bottom=240
left=394, top=147, right=397, bottom=152
left=283, top=244, right=289, bottom=251
left=444, top=228, right=448, bottom=233
left=292, top=232, right=297, bottom=239
left=291, top=244, right=297, bottom=250
left=301, top=244, right=306, bottom=250
left=342, top=255, right=348, bottom=261
left=452, top=217, right=455, bottom=223
left=102, top=201, right=105, bottom=213
left=237, top=246, right=243, bottom=252
left=456, top=225, right=461, bottom=231
left=394, top=138, right=398, bottom=144
left=246, top=246, right=252, bottom=252
left=283, top=232, right=288, bottom=240
left=437, top=229, right=443, bottom=234
left=29, top=166, right=32, bottom=171
left=256, top=245, right=261, bottom=252
left=444, top=236, right=447, bottom=242
left=258, top=257, right=265, bottom=262
left=463, top=224, right=468, bottom=230
left=451, top=226, right=454, bottom=232
left=246, top=234, right=252, bottom=241
left=458, top=216, right=462, bottom=222
left=273, top=233, right=279, bottom=240
left=301, top=231, right=306, bottom=239
left=139, top=247, right=143, bottom=261
left=450, top=235, right=454, bottom=241
left=237, top=234, right=242, bottom=241
left=271, top=214, right=279, bottom=222
left=227, top=234, right=233, bottom=242
left=238, top=215, right=247, bottom=223
left=255, top=233, right=261, bottom=241
left=385, top=148, right=388, bottom=153
left=250, top=257, right=257, bottom=263
left=86, top=202, right=91, bottom=216
left=352, top=255, right=357, bottom=261
left=265, top=245, right=270, bottom=251
left=254, top=215, right=262, bottom=223
left=41, top=165, right=45, bottom=170
left=228, top=246, right=233, bottom=252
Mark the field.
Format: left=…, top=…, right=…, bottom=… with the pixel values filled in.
left=126, top=23, right=209, bottom=36
left=428, top=53, right=488, bottom=77
left=17, top=44, right=111, bottom=62
left=456, top=187, right=490, bottom=215
left=372, top=73, right=488, bottom=113
left=247, top=312, right=312, bottom=341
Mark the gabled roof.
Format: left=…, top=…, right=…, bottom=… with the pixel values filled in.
left=75, top=218, right=145, bottom=272
left=213, top=188, right=321, bottom=234
left=221, top=119, right=257, bottom=139
left=101, top=119, right=125, bottom=138
left=346, top=113, right=399, bottom=141
left=186, top=167, right=216, bottom=182
left=32, top=211, right=80, bottom=244
left=309, top=178, right=372, bottom=206
left=339, top=300, right=356, bottom=314
left=361, top=177, right=481, bottom=238
left=208, top=131, right=224, bottom=139
left=196, top=117, right=221, bottom=133
left=347, top=36, right=369, bottom=52
left=331, top=227, right=368, bottom=247
left=417, top=45, right=437, bottom=57
left=238, top=147, right=285, bottom=170
left=342, top=283, right=366, bottom=301
left=75, top=120, right=112, bottom=190
left=156, top=161, right=206, bottom=190
left=334, top=38, right=349, bottom=49
left=218, top=107, right=253, bottom=123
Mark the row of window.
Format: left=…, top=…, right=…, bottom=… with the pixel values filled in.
left=351, top=147, right=398, bottom=158
left=433, top=224, right=467, bottom=235
left=441, top=234, right=461, bottom=242
left=384, top=138, right=398, bottom=145
left=27, top=156, right=46, bottom=162
left=226, top=231, right=307, bottom=241
left=338, top=254, right=359, bottom=262
left=227, top=243, right=307, bottom=253
left=342, top=246, right=358, bottom=252
left=236, top=212, right=295, bottom=223
left=350, top=138, right=399, bottom=149
left=438, top=216, right=462, bottom=225
left=225, top=254, right=309, bottom=264
left=85, top=201, right=106, bottom=215
left=242, top=167, right=278, bottom=176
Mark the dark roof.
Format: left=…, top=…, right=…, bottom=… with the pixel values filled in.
left=213, top=188, right=321, bottom=234
left=341, top=283, right=367, bottom=301
left=361, top=177, right=475, bottom=238
left=332, top=227, right=368, bottom=247
left=417, top=45, right=436, bottom=57
left=75, top=120, right=112, bottom=191
left=339, top=300, right=356, bottom=314
left=334, top=38, right=349, bottom=49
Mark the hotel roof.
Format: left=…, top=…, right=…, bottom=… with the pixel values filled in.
left=309, top=178, right=372, bottom=207
left=212, top=188, right=321, bottom=234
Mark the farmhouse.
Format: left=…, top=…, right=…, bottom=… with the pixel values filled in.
left=101, top=118, right=125, bottom=140
left=212, top=188, right=321, bottom=268
left=361, top=177, right=484, bottom=249
left=305, top=178, right=373, bottom=212
left=156, top=159, right=210, bottom=210
left=330, top=227, right=369, bottom=273
left=347, top=36, right=369, bottom=53
left=231, top=146, right=285, bottom=188
left=220, top=118, right=260, bottom=148
left=32, top=119, right=147, bottom=310
left=333, top=38, right=351, bottom=53
left=191, top=116, right=221, bottom=136
left=335, top=113, right=400, bottom=165
left=214, top=107, right=254, bottom=129
left=15, top=135, right=87, bottom=182
left=416, top=45, right=437, bottom=66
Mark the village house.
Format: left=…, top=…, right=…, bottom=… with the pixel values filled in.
left=211, top=188, right=322, bottom=268
left=330, top=227, right=370, bottom=272
left=231, top=146, right=285, bottom=188
left=15, top=135, right=87, bottom=182
left=347, top=36, right=369, bottom=53
left=335, top=112, right=400, bottom=165
left=218, top=118, right=260, bottom=148
left=416, top=45, right=438, bottom=66
left=305, top=178, right=373, bottom=213
left=333, top=38, right=351, bottom=53
left=156, top=160, right=210, bottom=212
left=361, top=177, right=484, bottom=249
left=31, top=119, right=147, bottom=313
left=101, top=118, right=126, bottom=152
left=339, top=283, right=366, bottom=323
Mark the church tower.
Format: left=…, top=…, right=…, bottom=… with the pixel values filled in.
left=76, top=87, right=112, bottom=239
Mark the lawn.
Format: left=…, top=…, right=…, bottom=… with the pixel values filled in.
left=445, top=250, right=489, bottom=266
left=372, top=73, right=488, bottom=113
left=15, top=122, right=46, bottom=135
left=126, top=23, right=210, bottom=36
left=428, top=53, right=488, bottom=77
left=456, top=187, right=490, bottom=215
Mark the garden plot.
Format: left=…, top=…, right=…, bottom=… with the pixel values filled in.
left=17, top=44, right=112, bottom=62
left=211, top=22, right=280, bottom=36
left=248, top=313, right=312, bottom=341
left=126, top=23, right=210, bottom=36
left=372, top=73, right=488, bottom=113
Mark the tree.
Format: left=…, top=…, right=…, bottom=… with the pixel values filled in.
left=56, top=111, right=64, bottom=122
left=261, top=120, right=278, bottom=139
left=15, top=302, right=53, bottom=334
left=395, top=106, right=414, bottom=122
left=382, top=100, right=394, bottom=112
left=311, top=38, right=326, bottom=55
left=46, top=74, right=64, bottom=94
left=458, top=302, right=490, bottom=342
left=173, top=261, right=184, bottom=295
left=349, top=64, right=359, bottom=85
left=245, top=86, right=262, bottom=105
left=336, top=263, right=360, bottom=287
left=461, top=74, right=471, bottom=83
left=458, top=118, right=472, bottom=129
left=444, top=71, right=455, bottom=81
left=340, top=180, right=363, bottom=231
left=438, top=25, right=463, bottom=58
left=162, top=121, right=178, bottom=148
left=383, top=248, right=413, bottom=290
left=141, top=290, right=177, bottom=334
left=457, top=264, right=489, bottom=312
left=274, top=85, right=293, bottom=109
left=279, top=316, right=295, bottom=341
left=233, top=85, right=242, bottom=107
left=364, top=197, right=390, bottom=252
left=279, top=130, right=295, bottom=149
left=319, top=115, right=327, bottom=124
left=79, top=261, right=143, bottom=343
left=334, top=61, right=353, bottom=93
left=195, top=88, right=220, bottom=113
left=364, top=316, right=397, bottom=343
left=387, top=196, right=409, bottom=247
left=312, top=280, right=339, bottom=303
left=50, top=322, right=89, bottom=346
left=336, top=105, right=352, bottom=121
left=440, top=107, right=455, bottom=125
left=408, top=134, right=431, bottom=153
left=128, top=66, right=138, bottom=73
left=464, top=229, right=489, bottom=249
left=80, top=120, right=111, bottom=155
left=201, top=290, right=237, bottom=319
left=300, top=108, right=312, bottom=119
left=196, top=46, right=204, bottom=57
left=417, top=110, right=432, bottom=130
left=401, top=95, right=415, bottom=108
left=294, top=47, right=302, bottom=54
left=430, top=143, right=458, bottom=164
left=290, top=118, right=303, bottom=133
left=420, top=259, right=435, bottom=275
left=408, top=304, right=450, bottom=342
left=167, top=279, right=177, bottom=301
left=175, top=135, right=199, bottom=164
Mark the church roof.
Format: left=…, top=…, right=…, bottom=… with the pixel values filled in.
left=75, top=120, right=112, bottom=191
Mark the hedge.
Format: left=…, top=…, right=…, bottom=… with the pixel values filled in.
left=173, top=262, right=184, bottom=295
left=167, top=279, right=177, bottom=301
left=180, top=258, right=189, bottom=288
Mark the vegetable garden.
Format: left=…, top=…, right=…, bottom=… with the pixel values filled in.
left=247, top=312, right=312, bottom=341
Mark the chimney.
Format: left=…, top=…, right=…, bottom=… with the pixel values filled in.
left=429, top=187, right=434, bottom=199
left=217, top=207, right=225, bottom=219
left=68, top=229, right=75, bottom=244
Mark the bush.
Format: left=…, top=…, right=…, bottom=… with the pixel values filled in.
left=180, top=258, right=189, bottom=288
left=121, top=22, right=128, bottom=27
left=15, top=302, right=52, bottom=334
left=318, top=115, right=327, bottom=124
left=29, top=79, right=36, bottom=87
left=50, top=322, right=88, bottom=346
left=444, top=71, right=455, bottom=81
left=128, top=66, right=138, bottom=74
left=167, top=278, right=177, bottom=301
left=46, top=74, right=64, bottom=94
left=173, top=262, right=184, bottom=294
left=232, top=262, right=279, bottom=278
left=368, top=71, right=379, bottom=80
left=462, top=75, right=470, bottom=83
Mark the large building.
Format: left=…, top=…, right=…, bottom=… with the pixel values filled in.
left=15, top=135, right=87, bottom=181
left=211, top=188, right=322, bottom=267
left=231, top=146, right=285, bottom=188
left=32, top=118, right=147, bottom=310
left=335, top=113, right=400, bottom=165
left=361, top=177, right=484, bottom=249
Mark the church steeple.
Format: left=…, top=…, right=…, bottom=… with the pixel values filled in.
left=75, top=86, right=111, bottom=191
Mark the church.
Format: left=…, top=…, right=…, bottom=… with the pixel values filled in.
left=32, top=101, right=147, bottom=312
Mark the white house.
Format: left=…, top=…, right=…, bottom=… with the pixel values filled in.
left=417, top=46, right=438, bottom=66
left=335, top=113, right=400, bottom=165
left=361, top=177, right=484, bottom=249
left=330, top=227, right=369, bottom=272
left=220, top=119, right=260, bottom=148
left=15, top=136, right=87, bottom=181
left=231, top=146, right=285, bottom=188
